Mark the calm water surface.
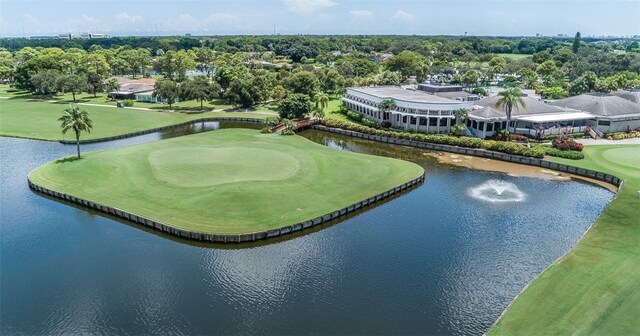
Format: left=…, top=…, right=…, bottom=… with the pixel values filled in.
left=1, top=122, right=613, bottom=335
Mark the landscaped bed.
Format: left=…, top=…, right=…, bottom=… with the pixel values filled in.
left=29, top=129, right=424, bottom=235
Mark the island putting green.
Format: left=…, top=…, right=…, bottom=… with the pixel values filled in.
left=29, top=129, right=424, bottom=235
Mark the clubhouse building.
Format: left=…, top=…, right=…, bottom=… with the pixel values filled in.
left=342, top=86, right=640, bottom=138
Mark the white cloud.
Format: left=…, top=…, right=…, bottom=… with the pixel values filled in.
left=391, top=10, right=415, bottom=21
left=81, top=15, right=99, bottom=24
left=350, top=10, right=374, bottom=20
left=114, top=12, right=143, bottom=23
left=204, top=13, right=239, bottom=24
left=283, top=0, right=337, bottom=14
left=22, top=13, right=38, bottom=24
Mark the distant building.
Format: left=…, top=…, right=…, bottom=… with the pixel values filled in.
left=549, top=93, right=640, bottom=133
left=108, top=78, right=177, bottom=103
left=417, top=83, right=481, bottom=102
left=343, top=86, right=640, bottom=138
left=343, top=86, right=473, bottom=134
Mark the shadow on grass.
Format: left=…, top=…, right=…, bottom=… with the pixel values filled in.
left=54, top=156, right=82, bottom=164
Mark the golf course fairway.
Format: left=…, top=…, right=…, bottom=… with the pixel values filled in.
left=29, top=129, right=424, bottom=235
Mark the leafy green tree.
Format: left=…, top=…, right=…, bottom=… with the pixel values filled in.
left=181, top=76, right=221, bottom=109
left=377, top=71, right=401, bottom=85
left=279, top=93, right=312, bottom=119
left=284, top=71, right=320, bottom=97
left=59, top=105, right=93, bottom=159
left=105, top=78, right=120, bottom=100
left=30, top=70, right=62, bottom=95
left=336, top=57, right=378, bottom=78
left=315, top=68, right=345, bottom=94
left=494, top=87, right=525, bottom=133
left=224, top=74, right=259, bottom=108
left=57, top=74, right=88, bottom=102
left=86, top=72, right=105, bottom=97
left=385, top=51, right=428, bottom=80
left=155, top=50, right=196, bottom=82
left=271, top=85, right=286, bottom=102
left=193, top=47, right=216, bottom=78
left=153, top=79, right=180, bottom=108
left=540, top=86, right=568, bottom=99
left=462, top=69, right=481, bottom=87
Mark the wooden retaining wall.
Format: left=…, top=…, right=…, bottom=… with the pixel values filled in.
left=27, top=173, right=425, bottom=244
left=59, top=117, right=264, bottom=144
left=312, top=125, right=624, bottom=188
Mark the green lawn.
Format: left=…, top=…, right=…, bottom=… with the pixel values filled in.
left=495, top=53, right=532, bottom=60
left=490, top=145, right=640, bottom=335
left=0, top=88, right=275, bottom=141
left=29, top=129, right=424, bottom=234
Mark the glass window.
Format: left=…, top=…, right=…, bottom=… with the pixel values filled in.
left=440, top=118, right=448, bottom=126
left=478, top=121, right=485, bottom=129
left=410, top=117, right=417, bottom=125
left=487, top=123, right=494, bottom=131
left=420, top=118, right=428, bottom=126
left=429, top=118, right=437, bottom=126
left=598, top=120, right=611, bottom=126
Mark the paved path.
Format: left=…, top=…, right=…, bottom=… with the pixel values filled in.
left=575, top=138, right=640, bottom=146
left=77, top=103, right=154, bottom=111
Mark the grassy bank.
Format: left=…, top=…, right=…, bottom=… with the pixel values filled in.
left=490, top=145, right=640, bottom=335
left=0, top=86, right=274, bottom=141
left=29, top=129, right=424, bottom=234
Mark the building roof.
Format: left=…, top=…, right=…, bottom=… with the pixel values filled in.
left=472, top=95, right=572, bottom=118
left=612, top=89, right=640, bottom=104
left=549, top=93, right=640, bottom=117
left=114, top=78, right=156, bottom=94
left=348, top=86, right=461, bottom=104
left=432, top=90, right=477, bottom=100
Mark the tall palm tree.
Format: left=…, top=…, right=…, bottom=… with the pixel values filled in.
left=453, top=108, right=468, bottom=125
left=314, top=92, right=329, bottom=111
left=494, top=87, right=525, bottom=133
left=59, top=106, right=93, bottom=159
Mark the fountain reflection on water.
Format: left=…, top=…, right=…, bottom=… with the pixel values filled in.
left=468, top=179, right=527, bottom=203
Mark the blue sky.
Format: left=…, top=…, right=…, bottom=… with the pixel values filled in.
left=1, top=0, right=639, bottom=37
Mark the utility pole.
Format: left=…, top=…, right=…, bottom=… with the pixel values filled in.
left=21, top=26, right=25, bottom=37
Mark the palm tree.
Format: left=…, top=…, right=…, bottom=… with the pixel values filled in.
left=314, top=92, right=329, bottom=111
left=453, top=108, right=468, bottom=125
left=378, top=99, right=396, bottom=122
left=59, top=105, right=93, bottom=159
left=494, top=87, right=525, bottom=134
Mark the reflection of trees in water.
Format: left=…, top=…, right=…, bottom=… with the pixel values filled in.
left=300, top=130, right=440, bottom=169
left=158, top=121, right=263, bottom=139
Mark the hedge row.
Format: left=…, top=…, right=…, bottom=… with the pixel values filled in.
left=539, top=146, right=585, bottom=160
left=322, top=119, right=545, bottom=158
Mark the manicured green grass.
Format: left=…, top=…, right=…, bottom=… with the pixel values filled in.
left=490, top=145, right=640, bottom=335
left=496, top=53, right=532, bottom=60
left=0, top=89, right=276, bottom=141
left=29, top=129, right=424, bottom=234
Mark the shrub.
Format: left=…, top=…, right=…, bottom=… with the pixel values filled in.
left=281, top=129, right=295, bottom=135
left=361, top=118, right=380, bottom=129
left=123, top=99, right=135, bottom=107
left=539, top=146, right=584, bottom=160
left=260, top=127, right=273, bottom=134
left=345, top=111, right=363, bottom=122
left=380, top=121, right=392, bottom=129
left=264, top=116, right=281, bottom=127
left=552, top=138, right=584, bottom=151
